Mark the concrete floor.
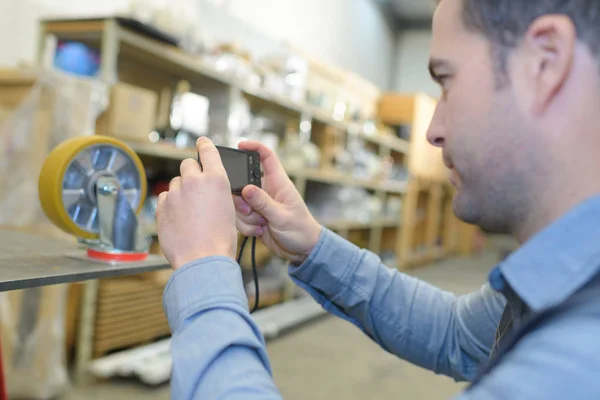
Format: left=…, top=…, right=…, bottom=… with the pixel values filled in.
left=65, top=245, right=506, bottom=400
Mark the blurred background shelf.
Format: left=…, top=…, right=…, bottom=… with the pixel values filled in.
left=144, top=214, right=400, bottom=238
left=323, top=218, right=400, bottom=231
left=127, top=141, right=196, bottom=161
left=41, top=18, right=419, bottom=155
left=360, top=131, right=410, bottom=154
left=127, top=142, right=408, bottom=194
left=287, top=168, right=407, bottom=194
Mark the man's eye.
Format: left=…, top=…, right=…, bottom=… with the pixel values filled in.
left=437, top=75, right=450, bottom=87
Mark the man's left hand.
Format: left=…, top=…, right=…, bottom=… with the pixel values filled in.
left=156, top=137, right=237, bottom=270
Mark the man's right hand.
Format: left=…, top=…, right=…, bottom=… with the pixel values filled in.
left=234, top=141, right=322, bottom=265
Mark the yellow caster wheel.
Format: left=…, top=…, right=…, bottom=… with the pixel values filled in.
left=38, top=136, right=147, bottom=240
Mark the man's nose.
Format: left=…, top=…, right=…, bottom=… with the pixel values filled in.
left=426, top=104, right=445, bottom=148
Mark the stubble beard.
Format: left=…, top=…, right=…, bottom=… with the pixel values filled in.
left=451, top=89, right=532, bottom=236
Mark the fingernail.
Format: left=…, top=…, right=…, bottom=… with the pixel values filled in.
left=240, top=203, right=250, bottom=215
left=245, top=186, right=256, bottom=200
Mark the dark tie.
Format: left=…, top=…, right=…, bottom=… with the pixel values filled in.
left=489, top=284, right=526, bottom=360
left=490, top=303, right=514, bottom=359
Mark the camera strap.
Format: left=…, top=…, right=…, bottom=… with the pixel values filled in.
left=237, top=236, right=259, bottom=313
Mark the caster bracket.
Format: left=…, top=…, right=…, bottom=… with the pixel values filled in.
left=79, top=176, right=149, bottom=262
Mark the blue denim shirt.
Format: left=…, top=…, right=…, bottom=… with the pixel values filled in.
left=163, top=194, right=600, bottom=399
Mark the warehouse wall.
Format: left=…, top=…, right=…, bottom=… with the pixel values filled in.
left=394, top=29, right=440, bottom=97
left=0, top=0, right=396, bottom=89
left=0, top=1, right=44, bottom=67
left=0, top=0, right=125, bottom=68
left=227, top=0, right=397, bottom=89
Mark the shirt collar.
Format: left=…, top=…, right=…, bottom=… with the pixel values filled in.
left=495, top=194, right=600, bottom=312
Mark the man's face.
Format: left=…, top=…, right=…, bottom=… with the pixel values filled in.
left=427, top=0, right=531, bottom=233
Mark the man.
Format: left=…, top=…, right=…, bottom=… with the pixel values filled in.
left=157, top=0, right=600, bottom=398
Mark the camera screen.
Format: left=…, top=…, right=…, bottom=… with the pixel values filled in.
left=219, top=148, right=250, bottom=190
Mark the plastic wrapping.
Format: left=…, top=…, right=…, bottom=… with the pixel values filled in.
left=127, top=0, right=213, bottom=55
left=0, top=69, right=108, bottom=226
left=278, top=134, right=321, bottom=171
left=0, top=69, right=108, bottom=399
left=307, top=185, right=382, bottom=225
left=0, top=285, right=69, bottom=399
left=258, top=51, right=308, bottom=104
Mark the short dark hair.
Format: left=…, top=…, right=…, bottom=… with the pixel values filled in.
left=452, top=0, right=600, bottom=83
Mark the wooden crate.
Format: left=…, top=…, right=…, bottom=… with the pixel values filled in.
left=92, top=276, right=170, bottom=358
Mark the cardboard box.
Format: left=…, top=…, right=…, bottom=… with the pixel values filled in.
left=377, top=93, right=416, bottom=126
left=98, top=82, right=158, bottom=142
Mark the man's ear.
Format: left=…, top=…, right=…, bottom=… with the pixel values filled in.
left=522, top=15, right=576, bottom=115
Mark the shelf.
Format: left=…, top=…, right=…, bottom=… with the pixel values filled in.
left=0, top=229, right=169, bottom=292
left=309, top=107, right=348, bottom=131
left=360, top=132, right=410, bottom=154
left=126, top=141, right=407, bottom=194
left=120, top=28, right=350, bottom=131
left=324, top=218, right=400, bottom=231
left=289, top=168, right=407, bottom=194
left=377, top=179, right=409, bottom=194
left=127, top=141, right=196, bottom=160
left=241, top=86, right=308, bottom=118
left=144, top=217, right=398, bottom=238
left=380, top=218, right=402, bottom=228
left=121, top=26, right=350, bottom=131
left=47, top=18, right=345, bottom=129
left=324, top=220, right=372, bottom=230
left=44, top=17, right=414, bottom=152
left=242, top=87, right=347, bottom=132
left=118, top=28, right=232, bottom=87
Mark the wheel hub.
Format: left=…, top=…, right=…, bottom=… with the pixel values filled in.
left=61, top=144, right=143, bottom=234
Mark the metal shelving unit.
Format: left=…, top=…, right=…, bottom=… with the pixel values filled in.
left=38, top=17, right=410, bottom=155
left=127, top=141, right=407, bottom=194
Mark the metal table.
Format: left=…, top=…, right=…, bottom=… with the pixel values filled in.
left=0, top=229, right=170, bottom=398
left=0, top=233, right=168, bottom=292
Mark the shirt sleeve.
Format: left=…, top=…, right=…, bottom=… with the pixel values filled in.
left=163, top=256, right=283, bottom=400
left=289, top=227, right=506, bottom=382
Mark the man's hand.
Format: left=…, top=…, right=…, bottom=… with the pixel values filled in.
left=157, top=137, right=237, bottom=270
left=234, top=141, right=322, bottom=265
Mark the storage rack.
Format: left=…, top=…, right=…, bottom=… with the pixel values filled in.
left=37, top=17, right=412, bottom=261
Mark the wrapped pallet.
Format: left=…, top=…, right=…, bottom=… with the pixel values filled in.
left=0, top=285, right=69, bottom=399
left=0, top=68, right=107, bottom=399
left=0, top=68, right=108, bottom=227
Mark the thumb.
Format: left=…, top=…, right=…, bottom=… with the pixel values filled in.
left=242, top=185, right=282, bottom=222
